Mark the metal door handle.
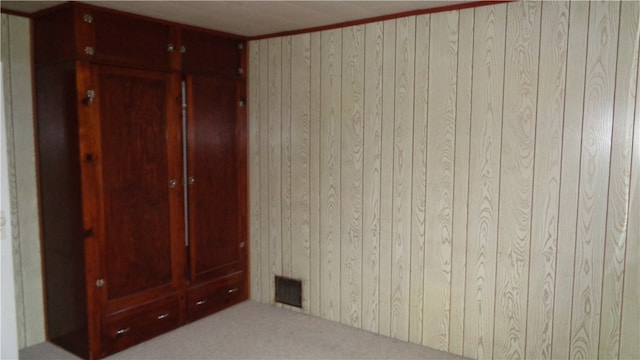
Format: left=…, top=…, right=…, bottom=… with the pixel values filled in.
left=228, top=288, right=238, bottom=294
left=116, top=327, right=130, bottom=336
left=196, top=299, right=207, bottom=306
left=157, top=312, right=169, bottom=320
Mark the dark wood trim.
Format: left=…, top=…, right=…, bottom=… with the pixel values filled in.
left=250, top=0, right=513, bottom=40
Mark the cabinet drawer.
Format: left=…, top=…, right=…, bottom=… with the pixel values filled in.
left=102, top=296, right=180, bottom=356
left=187, top=272, right=245, bottom=321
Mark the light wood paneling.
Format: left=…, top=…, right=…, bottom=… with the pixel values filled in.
left=599, top=2, right=639, bottom=358
left=340, top=25, right=364, bottom=328
left=281, top=36, right=292, bottom=281
left=493, top=2, right=540, bottom=358
left=362, top=21, right=383, bottom=334
left=525, top=2, right=569, bottom=359
left=309, top=31, right=321, bottom=318
left=319, top=28, right=342, bottom=322
left=409, top=13, right=428, bottom=346
left=449, top=8, right=473, bottom=356
left=258, top=39, right=271, bottom=305
left=248, top=41, right=262, bottom=302
left=463, top=4, right=506, bottom=358
left=268, top=38, right=283, bottom=305
left=552, top=2, right=589, bottom=358
left=379, top=19, right=396, bottom=338
left=570, top=2, right=620, bottom=359
left=423, top=10, right=457, bottom=351
left=248, top=2, right=640, bottom=358
left=290, top=33, right=311, bottom=312
left=391, top=16, right=415, bottom=343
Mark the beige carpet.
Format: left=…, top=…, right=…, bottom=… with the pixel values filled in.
left=20, top=301, right=466, bottom=359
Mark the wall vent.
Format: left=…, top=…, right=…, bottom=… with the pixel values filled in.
left=275, top=276, right=302, bottom=308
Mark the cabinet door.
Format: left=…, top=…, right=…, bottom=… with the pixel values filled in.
left=180, top=28, right=242, bottom=76
left=92, top=65, right=184, bottom=319
left=186, top=75, right=244, bottom=284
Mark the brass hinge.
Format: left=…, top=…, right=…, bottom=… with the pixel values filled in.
left=96, top=279, right=105, bottom=288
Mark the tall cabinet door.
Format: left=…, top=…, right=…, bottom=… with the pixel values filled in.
left=90, top=65, right=185, bottom=356
left=185, top=74, right=246, bottom=321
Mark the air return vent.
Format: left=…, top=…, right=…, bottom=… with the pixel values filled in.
left=275, top=276, right=302, bottom=308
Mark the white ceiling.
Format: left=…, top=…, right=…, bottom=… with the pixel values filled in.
left=1, top=1, right=475, bottom=37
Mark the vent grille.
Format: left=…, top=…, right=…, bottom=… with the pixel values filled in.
left=275, top=276, right=302, bottom=308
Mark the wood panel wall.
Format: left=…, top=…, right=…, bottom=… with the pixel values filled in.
left=248, top=1, right=640, bottom=358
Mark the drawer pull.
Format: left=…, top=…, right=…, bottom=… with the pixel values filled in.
left=157, top=312, right=169, bottom=320
left=116, top=327, right=130, bottom=336
left=228, top=288, right=239, bottom=294
left=196, top=299, right=207, bottom=306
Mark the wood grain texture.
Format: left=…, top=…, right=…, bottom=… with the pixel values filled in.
left=599, top=1, right=639, bottom=357
left=620, top=26, right=640, bottom=358
left=552, top=2, right=589, bottom=358
left=493, top=2, right=540, bottom=358
left=268, top=37, right=283, bottom=305
left=409, top=13, right=428, bottom=346
left=525, top=2, right=569, bottom=359
left=248, top=40, right=262, bottom=302
left=570, top=2, right=619, bottom=359
left=258, top=39, right=271, bottom=305
left=391, top=16, right=415, bottom=343
left=378, top=18, right=396, bottom=338
left=281, top=36, right=292, bottom=281
left=449, top=8, right=473, bottom=356
left=309, top=31, right=321, bottom=317
left=319, top=28, right=342, bottom=322
left=463, top=4, right=506, bottom=359
left=340, top=24, right=364, bottom=328
left=362, top=21, right=383, bottom=334
left=290, top=33, right=311, bottom=312
left=423, top=10, right=458, bottom=351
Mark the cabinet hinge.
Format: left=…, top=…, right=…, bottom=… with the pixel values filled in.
left=83, top=13, right=93, bottom=24
left=96, top=279, right=105, bottom=288
left=238, top=43, right=244, bottom=50
left=82, top=90, right=96, bottom=105
left=84, top=46, right=95, bottom=55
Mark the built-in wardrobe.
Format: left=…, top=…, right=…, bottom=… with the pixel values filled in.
left=33, top=3, right=248, bottom=359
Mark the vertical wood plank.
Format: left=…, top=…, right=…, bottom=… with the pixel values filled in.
left=291, top=33, right=311, bottom=312
left=258, top=39, right=271, bottom=305
left=463, top=4, right=507, bottom=358
left=362, top=21, right=383, bottom=334
left=341, top=24, right=364, bottom=328
left=424, top=9, right=458, bottom=351
left=391, top=16, right=415, bottom=343
left=570, top=2, right=619, bottom=358
left=319, top=28, right=342, bottom=322
left=409, top=13, right=428, bottom=346
left=620, top=25, right=640, bottom=358
left=379, top=19, right=396, bottom=338
left=493, top=2, right=540, bottom=358
left=268, top=37, right=283, bottom=305
left=248, top=40, right=262, bottom=301
left=450, top=8, right=474, bottom=355
left=525, top=2, right=569, bottom=358
left=281, top=36, right=292, bottom=280
left=309, top=31, right=322, bottom=317
left=552, top=2, right=589, bottom=357
left=599, top=1, right=639, bottom=357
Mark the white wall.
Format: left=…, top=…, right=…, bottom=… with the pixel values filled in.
left=1, top=14, right=45, bottom=349
left=248, top=1, right=640, bottom=359
left=1, top=59, right=19, bottom=360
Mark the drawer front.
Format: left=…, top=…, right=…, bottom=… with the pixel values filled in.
left=187, top=272, right=245, bottom=321
left=102, top=296, right=180, bottom=356
left=79, top=7, right=175, bottom=70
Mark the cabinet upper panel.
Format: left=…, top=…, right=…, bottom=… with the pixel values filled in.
left=180, top=28, right=243, bottom=76
left=34, top=4, right=177, bottom=71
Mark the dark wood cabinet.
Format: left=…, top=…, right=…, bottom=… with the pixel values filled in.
left=33, top=4, right=247, bottom=359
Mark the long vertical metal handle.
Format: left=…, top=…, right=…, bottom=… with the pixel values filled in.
left=182, top=80, right=189, bottom=248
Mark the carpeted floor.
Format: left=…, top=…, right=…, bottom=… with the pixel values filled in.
left=20, top=301, right=467, bottom=359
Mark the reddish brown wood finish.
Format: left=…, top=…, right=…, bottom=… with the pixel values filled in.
left=180, top=28, right=242, bottom=76
left=33, top=4, right=247, bottom=359
left=35, top=61, right=90, bottom=359
left=186, top=74, right=244, bottom=284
